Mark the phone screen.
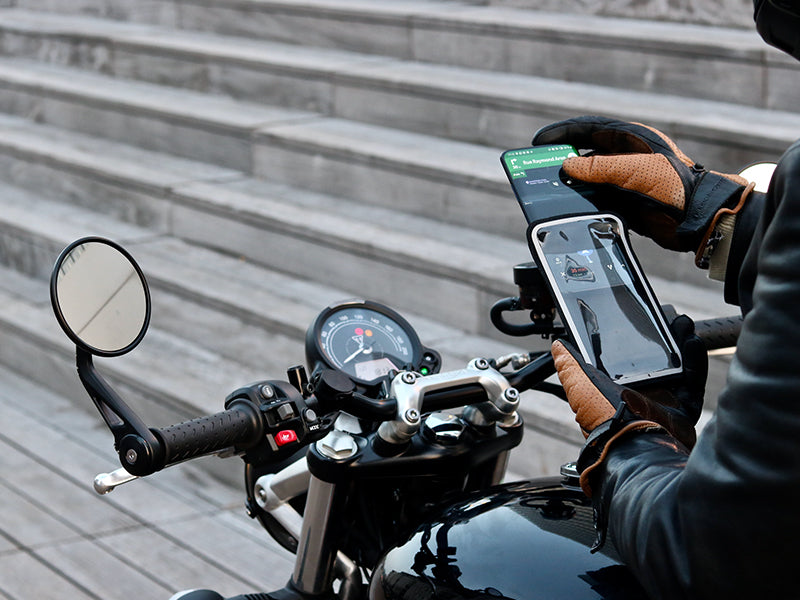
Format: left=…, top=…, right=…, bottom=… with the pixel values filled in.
left=501, top=145, right=597, bottom=224
left=530, top=215, right=682, bottom=384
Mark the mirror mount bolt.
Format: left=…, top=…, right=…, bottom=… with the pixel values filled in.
left=118, top=434, right=161, bottom=477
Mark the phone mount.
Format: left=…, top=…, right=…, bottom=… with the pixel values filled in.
left=490, top=262, right=564, bottom=338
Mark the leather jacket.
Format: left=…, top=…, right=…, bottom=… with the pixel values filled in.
left=595, top=142, right=800, bottom=599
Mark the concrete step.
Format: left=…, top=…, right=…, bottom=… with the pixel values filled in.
left=6, top=1, right=795, bottom=112
left=0, top=56, right=318, bottom=172
left=0, top=170, right=733, bottom=416
left=0, top=57, right=524, bottom=237
left=0, top=11, right=797, bottom=173
left=0, top=112, right=735, bottom=334
left=0, top=176, right=536, bottom=367
left=0, top=114, right=530, bottom=334
left=487, top=0, right=754, bottom=28
left=1, top=53, right=785, bottom=232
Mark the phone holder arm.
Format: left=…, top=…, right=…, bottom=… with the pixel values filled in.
left=490, top=262, right=564, bottom=338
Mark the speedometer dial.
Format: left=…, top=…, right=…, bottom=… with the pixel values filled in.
left=306, top=300, right=440, bottom=387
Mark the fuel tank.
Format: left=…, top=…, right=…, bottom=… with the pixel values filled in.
left=368, top=478, right=647, bottom=600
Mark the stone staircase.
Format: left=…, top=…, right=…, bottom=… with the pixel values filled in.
left=0, top=0, right=780, bottom=482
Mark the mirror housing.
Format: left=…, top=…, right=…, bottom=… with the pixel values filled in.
left=50, top=237, right=151, bottom=357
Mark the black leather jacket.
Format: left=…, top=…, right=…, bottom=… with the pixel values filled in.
left=595, top=141, right=800, bottom=599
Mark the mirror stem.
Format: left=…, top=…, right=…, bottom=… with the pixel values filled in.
left=76, top=348, right=164, bottom=475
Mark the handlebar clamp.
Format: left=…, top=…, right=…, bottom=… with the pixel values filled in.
left=376, top=359, right=520, bottom=445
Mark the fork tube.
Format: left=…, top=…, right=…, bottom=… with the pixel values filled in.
left=292, top=474, right=338, bottom=595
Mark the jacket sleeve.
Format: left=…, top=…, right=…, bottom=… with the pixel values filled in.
left=592, top=140, right=800, bottom=599
left=721, top=186, right=765, bottom=311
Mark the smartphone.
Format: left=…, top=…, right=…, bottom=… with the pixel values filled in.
left=501, top=145, right=597, bottom=224
left=529, top=214, right=682, bottom=385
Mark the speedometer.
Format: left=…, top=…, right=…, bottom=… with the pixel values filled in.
left=305, top=299, right=440, bottom=388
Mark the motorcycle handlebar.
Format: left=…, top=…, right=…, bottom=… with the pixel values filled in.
left=152, top=399, right=263, bottom=469
left=144, top=312, right=740, bottom=471
left=693, top=315, right=742, bottom=351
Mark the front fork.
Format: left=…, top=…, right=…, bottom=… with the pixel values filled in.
left=254, top=462, right=359, bottom=599
left=292, top=475, right=340, bottom=595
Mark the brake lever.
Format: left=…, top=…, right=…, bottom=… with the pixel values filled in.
left=94, top=467, right=140, bottom=494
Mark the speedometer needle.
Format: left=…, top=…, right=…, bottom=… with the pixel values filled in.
left=343, top=347, right=365, bottom=364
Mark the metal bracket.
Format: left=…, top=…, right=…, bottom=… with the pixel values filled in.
left=377, top=358, right=520, bottom=445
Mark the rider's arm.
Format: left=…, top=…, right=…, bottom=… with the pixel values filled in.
left=589, top=140, right=800, bottom=599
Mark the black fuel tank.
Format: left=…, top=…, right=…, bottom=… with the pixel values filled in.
left=368, top=478, right=647, bottom=600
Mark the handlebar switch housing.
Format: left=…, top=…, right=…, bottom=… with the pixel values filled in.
left=227, top=380, right=330, bottom=469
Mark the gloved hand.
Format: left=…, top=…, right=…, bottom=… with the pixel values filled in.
left=532, top=116, right=754, bottom=264
left=552, top=315, right=707, bottom=497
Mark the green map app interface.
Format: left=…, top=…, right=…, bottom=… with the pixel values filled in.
left=502, top=145, right=596, bottom=223
left=502, top=145, right=578, bottom=180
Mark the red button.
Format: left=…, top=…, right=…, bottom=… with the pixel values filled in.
left=275, top=430, right=298, bottom=446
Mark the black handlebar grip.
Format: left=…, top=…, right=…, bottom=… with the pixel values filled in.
left=693, top=315, right=742, bottom=351
left=155, top=400, right=263, bottom=467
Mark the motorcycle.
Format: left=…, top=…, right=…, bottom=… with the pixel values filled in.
left=47, top=157, right=765, bottom=600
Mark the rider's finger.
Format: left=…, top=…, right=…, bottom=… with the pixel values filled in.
left=563, top=154, right=685, bottom=209
left=533, top=116, right=679, bottom=156
left=552, top=340, right=616, bottom=437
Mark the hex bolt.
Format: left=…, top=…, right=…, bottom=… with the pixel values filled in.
left=504, top=388, right=520, bottom=402
left=475, top=358, right=489, bottom=370
left=405, top=408, right=420, bottom=423
left=401, top=372, right=417, bottom=384
left=125, top=449, right=138, bottom=464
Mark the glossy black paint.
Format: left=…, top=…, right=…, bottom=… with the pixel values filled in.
left=369, top=479, right=647, bottom=600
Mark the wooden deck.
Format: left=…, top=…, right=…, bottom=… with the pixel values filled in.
left=0, top=364, right=295, bottom=600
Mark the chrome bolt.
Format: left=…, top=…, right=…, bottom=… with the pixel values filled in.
left=475, top=358, right=489, bottom=370
left=318, top=430, right=358, bottom=460
left=405, top=408, right=420, bottom=423
left=504, top=388, right=520, bottom=402
left=401, top=372, right=417, bottom=384
left=125, top=449, right=138, bottom=464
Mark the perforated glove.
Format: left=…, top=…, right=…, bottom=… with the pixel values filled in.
left=532, top=116, right=754, bottom=265
left=552, top=315, right=707, bottom=497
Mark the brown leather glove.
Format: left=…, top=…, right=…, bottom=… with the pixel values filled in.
left=532, top=116, right=754, bottom=264
left=553, top=335, right=701, bottom=497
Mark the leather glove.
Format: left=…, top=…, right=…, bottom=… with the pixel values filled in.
left=552, top=315, right=707, bottom=497
left=532, top=116, right=754, bottom=264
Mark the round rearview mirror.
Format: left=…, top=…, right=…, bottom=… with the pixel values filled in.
left=50, top=237, right=151, bottom=356
left=739, top=161, right=777, bottom=193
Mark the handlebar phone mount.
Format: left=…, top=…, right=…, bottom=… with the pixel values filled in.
left=490, top=262, right=564, bottom=338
